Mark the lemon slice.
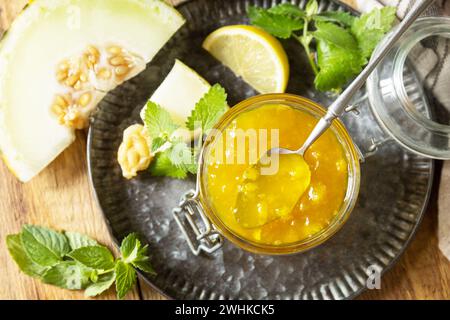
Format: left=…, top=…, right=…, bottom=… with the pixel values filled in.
left=203, top=25, right=289, bottom=94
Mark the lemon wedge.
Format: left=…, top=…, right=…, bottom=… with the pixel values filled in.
left=203, top=25, right=289, bottom=94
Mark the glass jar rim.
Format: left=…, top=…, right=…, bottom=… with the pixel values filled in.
left=367, top=17, right=450, bottom=159
left=196, top=94, right=361, bottom=255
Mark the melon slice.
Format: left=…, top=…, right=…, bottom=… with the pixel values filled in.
left=0, top=0, right=185, bottom=182
left=140, top=59, right=211, bottom=133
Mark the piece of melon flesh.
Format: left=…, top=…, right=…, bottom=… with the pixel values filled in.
left=0, top=0, right=185, bottom=182
left=140, top=59, right=211, bottom=140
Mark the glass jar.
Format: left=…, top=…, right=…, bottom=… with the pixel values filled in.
left=367, top=17, right=450, bottom=159
left=174, top=94, right=361, bottom=255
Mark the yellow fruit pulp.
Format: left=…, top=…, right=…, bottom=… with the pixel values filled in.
left=204, top=103, right=349, bottom=245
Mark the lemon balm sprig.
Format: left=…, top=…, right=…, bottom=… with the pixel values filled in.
left=6, top=225, right=155, bottom=299
left=248, top=0, right=396, bottom=91
left=297, top=0, right=319, bottom=75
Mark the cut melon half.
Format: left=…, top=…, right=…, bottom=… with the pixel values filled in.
left=0, top=0, right=185, bottom=182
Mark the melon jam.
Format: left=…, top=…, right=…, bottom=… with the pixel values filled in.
left=198, top=94, right=361, bottom=255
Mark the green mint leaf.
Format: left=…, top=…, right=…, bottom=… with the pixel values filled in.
left=313, top=22, right=358, bottom=51
left=151, top=137, right=166, bottom=153
left=6, top=234, right=48, bottom=278
left=149, top=150, right=189, bottom=179
left=248, top=5, right=304, bottom=39
left=186, top=84, right=228, bottom=132
left=42, top=261, right=91, bottom=290
left=132, top=259, right=156, bottom=275
left=132, top=245, right=156, bottom=275
left=115, top=260, right=137, bottom=300
left=68, top=246, right=115, bottom=270
left=305, top=0, right=319, bottom=17
left=314, top=39, right=363, bottom=91
left=90, top=270, right=99, bottom=283
left=21, top=225, right=70, bottom=267
left=144, top=101, right=179, bottom=139
left=351, top=7, right=396, bottom=61
left=120, top=237, right=156, bottom=275
left=120, top=233, right=140, bottom=263
left=314, top=11, right=356, bottom=27
left=65, top=232, right=98, bottom=250
left=268, top=3, right=305, bottom=18
left=85, top=272, right=116, bottom=297
left=185, top=161, right=199, bottom=175
left=168, top=141, right=195, bottom=170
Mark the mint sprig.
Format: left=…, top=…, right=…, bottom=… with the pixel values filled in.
left=6, top=225, right=155, bottom=299
left=145, top=83, right=228, bottom=179
left=248, top=0, right=396, bottom=91
left=186, top=84, right=228, bottom=132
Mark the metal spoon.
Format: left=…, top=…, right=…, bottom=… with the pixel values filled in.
left=235, top=0, right=435, bottom=229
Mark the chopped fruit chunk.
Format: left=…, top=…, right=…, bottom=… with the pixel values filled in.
left=235, top=153, right=311, bottom=229
left=0, top=0, right=185, bottom=182
left=308, top=183, right=327, bottom=202
left=118, top=125, right=153, bottom=179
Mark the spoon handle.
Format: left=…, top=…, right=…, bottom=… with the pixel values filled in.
left=299, top=0, right=435, bottom=154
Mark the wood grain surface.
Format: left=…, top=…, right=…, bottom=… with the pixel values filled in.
left=0, top=0, right=449, bottom=300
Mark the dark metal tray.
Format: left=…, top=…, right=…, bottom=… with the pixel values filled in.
left=88, top=0, right=433, bottom=299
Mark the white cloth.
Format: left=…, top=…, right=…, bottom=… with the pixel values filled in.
left=340, top=0, right=450, bottom=261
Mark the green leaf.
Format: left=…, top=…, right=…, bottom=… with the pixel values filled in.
left=6, top=234, right=48, bottom=278
left=132, top=245, right=156, bottom=275
left=168, top=141, right=195, bottom=170
left=248, top=5, right=304, bottom=39
left=314, top=11, right=355, bottom=27
left=144, top=101, right=179, bottom=139
left=85, top=272, right=116, bottom=297
left=42, top=261, right=91, bottom=290
left=185, top=161, right=199, bottom=175
left=151, top=137, right=166, bottom=153
left=120, top=236, right=156, bottom=275
left=115, top=260, right=137, bottom=300
left=65, top=232, right=98, bottom=250
left=120, top=233, right=140, bottom=263
left=21, top=225, right=70, bottom=267
left=90, top=270, right=99, bottom=283
left=305, top=0, right=319, bottom=17
left=132, top=259, right=156, bottom=275
left=186, top=84, right=228, bottom=132
left=149, top=151, right=189, bottom=179
left=268, top=3, right=305, bottom=18
left=314, top=39, right=363, bottom=91
left=68, top=246, right=115, bottom=270
left=313, top=22, right=358, bottom=50
left=351, top=7, right=396, bottom=61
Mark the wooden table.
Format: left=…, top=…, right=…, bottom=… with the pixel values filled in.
left=0, top=0, right=449, bottom=300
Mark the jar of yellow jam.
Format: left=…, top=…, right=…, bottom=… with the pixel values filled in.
left=176, top=94, right=360, bottom=255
